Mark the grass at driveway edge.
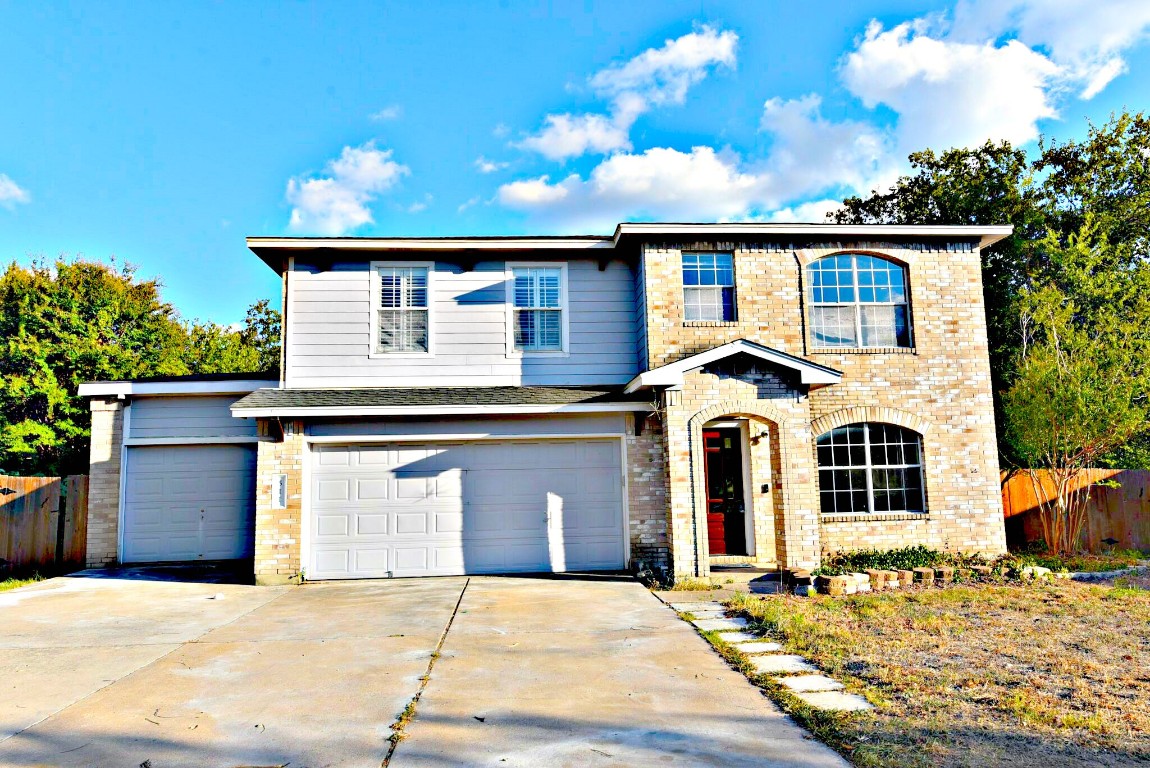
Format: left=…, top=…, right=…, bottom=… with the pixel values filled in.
left=0, top=575, right=43, bottom=592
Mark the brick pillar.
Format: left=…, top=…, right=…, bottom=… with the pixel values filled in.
left=85, top=398, right=125, bottom=567
left=626, top=413, right=669, bottom=575
left=253, top=419, right=304, bottom=585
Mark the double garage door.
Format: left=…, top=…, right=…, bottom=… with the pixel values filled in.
left=122, top=444, right=256, bottom=563
left=308, top=439, right=626, bottom=579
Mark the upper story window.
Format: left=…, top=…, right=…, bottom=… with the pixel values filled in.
left=682, top=252, right=735, bottom=321
left=816, top=423, right=925, bottom=515
left=374, top=263, right=430, bottom=354
left=509, top=265, right=566, bottom=353
left=808, top=254, right=911, bottom=348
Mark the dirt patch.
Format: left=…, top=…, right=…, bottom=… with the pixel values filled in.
left=728, top=582, right=1150, bottom=768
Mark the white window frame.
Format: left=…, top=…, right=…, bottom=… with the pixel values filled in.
left=816, top=423, right=926, bottom=516
left=682, top=251, right=737, bottom=322
left=505, top=262, right=570, bottom=357
left=808, top=254, right=913, bottom=350
left=369, top=261, right=435, bottom=358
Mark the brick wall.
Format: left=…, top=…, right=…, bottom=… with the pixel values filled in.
left=85, top=398, right=124, bottom=567
left=253, top=419, right=304, bottom=584
left=638, top=239, right=1007, bottom=575
left=626, top=412, right=669, bottom=573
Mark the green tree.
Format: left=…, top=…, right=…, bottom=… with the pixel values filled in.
left=1002, top=224, right=1150, bottom=552
left=834, top=110, right=1150, bottom=467
left=0, top=258, right=279, bottom=476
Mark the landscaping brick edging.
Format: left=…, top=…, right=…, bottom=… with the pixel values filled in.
left=784, top=565, right=994, bottom=596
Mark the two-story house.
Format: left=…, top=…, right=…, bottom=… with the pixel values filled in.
left=80, top=223, right=1011, bottom=583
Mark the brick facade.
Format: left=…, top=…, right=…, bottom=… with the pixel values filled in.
left=638, top=239, right=1007, bottom=578
left=85, top=398, right=125, bottom=567
left=253, top=419, right=304, bottom=585
left=626, top=412, right=669, bottom=574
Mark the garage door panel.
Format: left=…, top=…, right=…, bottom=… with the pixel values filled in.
left=308, top=439, right=624, bottom=579
left=356, top=513, right=390, bottom=536
left=123, top=445, right=256, bottom=564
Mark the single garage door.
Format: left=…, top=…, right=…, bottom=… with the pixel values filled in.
left=309, top=439, right=625, bottom=579
left=122, top=444, right=256, bottom=563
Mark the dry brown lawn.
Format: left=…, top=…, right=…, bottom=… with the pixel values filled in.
left=726, top=581, right=1150, bottom=768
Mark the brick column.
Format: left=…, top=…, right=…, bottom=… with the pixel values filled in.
left=253, top=419, right=304, bottom=585
left=85, top=398, right=125, bottom=567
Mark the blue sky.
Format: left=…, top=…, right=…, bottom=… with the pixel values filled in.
left=2, top=1, right=1148, bottom=324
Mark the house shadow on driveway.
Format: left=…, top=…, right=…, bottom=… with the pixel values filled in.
left=69, top=560, right=255, bottom=585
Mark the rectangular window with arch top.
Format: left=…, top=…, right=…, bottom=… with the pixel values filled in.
left=682, top=252, right=735, bottom=321
left=511, top=266, right=565, bottom=352
left=375, top=265, right=429, bottom=353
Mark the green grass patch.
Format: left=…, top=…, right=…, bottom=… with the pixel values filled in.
left=0, top=575, right=43, bottom=592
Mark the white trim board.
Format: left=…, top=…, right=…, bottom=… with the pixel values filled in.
left=232, top=403, right=653, bottom=418
left=124, top=436, right=268, bottom=447
left=625, top=339, right=841, bottom=393
left=79, top=379, right=276, bottom=397
left=612, top=223, right=1013, bottom=249
left=305, top=431, right=627, bottom=444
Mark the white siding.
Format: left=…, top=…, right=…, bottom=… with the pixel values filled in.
left=286, top=257, right=639, bottom=387
left=129, top=395, right=257, bottom=440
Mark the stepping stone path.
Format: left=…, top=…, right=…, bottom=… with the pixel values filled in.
left=730, top=640, right=783, bottom=654
left=777, top=675, right=843, bottom=693
left=748, top=654, right=819, bottom=674
left=661, top=597, right=873, bottom=713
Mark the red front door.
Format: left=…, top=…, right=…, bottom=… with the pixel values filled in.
left=703, top=428, right=747, bottom=556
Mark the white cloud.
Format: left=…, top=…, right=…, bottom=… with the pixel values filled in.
left=588, top=26, right=738, bottom=107
left=952, top=0, right=1150, bottom=97
left=842, top=20, right=1061, bottom=154
left=406, top=193, right=433, bottom=213
left=0, top=174, right=30, bottom=210
left=457, top=195, right=481, bottom=213
left=286, top=142, right=409, bottom=235
left=499, top=147, right=772, bottom=231
left=517, top=26, right=737, bottom=161
left=517, top=113, right=633, bottom=160
left=497, top=5, right=1150, bottom=229
left=474, top=156, right=510, bottom=174
left=370, top=104, right=403, bottom=121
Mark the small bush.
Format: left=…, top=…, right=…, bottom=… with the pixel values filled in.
left=813, top=545, right=972, bottom=576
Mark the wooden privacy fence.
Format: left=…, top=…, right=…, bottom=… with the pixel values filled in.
left=0, top=474, right=88, bottom=574
left=1002, top=469, right=1150, bottom=552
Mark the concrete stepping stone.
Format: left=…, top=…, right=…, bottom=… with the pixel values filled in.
left=730, top=640, right=783, bottom=654
left=667, top=602, right=725, bottom=611
left=794, top=690, right=873, bottom=711
left=716, top=631, right=761, bottom=643
left=692, top=617, right=749, bottom=631
left=747, top=654, right=819, bottom=674
left=776, top=674, right=844, bottom=693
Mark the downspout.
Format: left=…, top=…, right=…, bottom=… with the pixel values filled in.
left=280, top=256, right=293, bottom=388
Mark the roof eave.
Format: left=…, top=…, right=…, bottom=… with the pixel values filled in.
left=230, top=402, right=654, bottom=418
left=624, top=339, right=842, bottom=393
left=78, top=378, right=277, bottom=398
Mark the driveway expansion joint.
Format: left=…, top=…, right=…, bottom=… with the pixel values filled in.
left=381, top=577, right=470, bottom=767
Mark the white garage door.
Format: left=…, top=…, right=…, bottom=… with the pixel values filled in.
left=122, top=445, right=256, bottom=563
left=308, top=439, right=625, bottom=579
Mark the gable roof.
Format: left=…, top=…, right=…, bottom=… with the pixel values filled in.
left=623, top=340, right=842, bottom=393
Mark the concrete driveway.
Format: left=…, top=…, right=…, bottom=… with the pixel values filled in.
left=0, top=571, right=846, bottom=768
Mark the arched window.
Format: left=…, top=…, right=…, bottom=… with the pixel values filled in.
left=816, top=423, right=925, bottom=514
left=808, top=254, right=911, bottom=348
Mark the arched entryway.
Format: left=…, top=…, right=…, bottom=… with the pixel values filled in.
left=689, top=401, right=796, bottom=571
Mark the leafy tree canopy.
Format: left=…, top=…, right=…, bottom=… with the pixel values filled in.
left=0, top=258, right=279, bottom=476
left=833, top=110, right=1150, bottom=467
